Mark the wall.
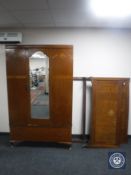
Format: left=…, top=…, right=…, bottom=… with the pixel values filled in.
left=0, top=28, right=131, bottom=134
left=0, top=45, right=9, bottom=131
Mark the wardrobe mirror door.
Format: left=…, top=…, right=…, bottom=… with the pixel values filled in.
left=29, top=51, right=49, bottom=119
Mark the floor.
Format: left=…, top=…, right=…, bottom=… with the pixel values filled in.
left=0, top=134, right=131, bottom=175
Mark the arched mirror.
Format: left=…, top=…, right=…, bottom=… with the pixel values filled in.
left=29, top=51, right=49, bottom=119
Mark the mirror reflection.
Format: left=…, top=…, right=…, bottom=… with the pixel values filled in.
left=29, top=51, right=49, bottom=119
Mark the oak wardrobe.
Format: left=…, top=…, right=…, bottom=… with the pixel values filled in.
left=6, top=45, right=73, bottom=144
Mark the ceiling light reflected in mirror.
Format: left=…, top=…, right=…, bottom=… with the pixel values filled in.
left=30, top=51, right=47, bottom=59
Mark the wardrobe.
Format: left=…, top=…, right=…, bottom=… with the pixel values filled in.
left=6, top=45, right=73, bottom=144
left=89, top=77, right=129, bottom=147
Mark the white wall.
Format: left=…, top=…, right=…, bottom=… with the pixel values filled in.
left=0, top=28, right=131, bottom=134
left=0, top=45, right=9, bottom=131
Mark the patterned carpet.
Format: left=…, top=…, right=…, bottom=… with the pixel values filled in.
left=31, top=82, right=45, bottom=104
